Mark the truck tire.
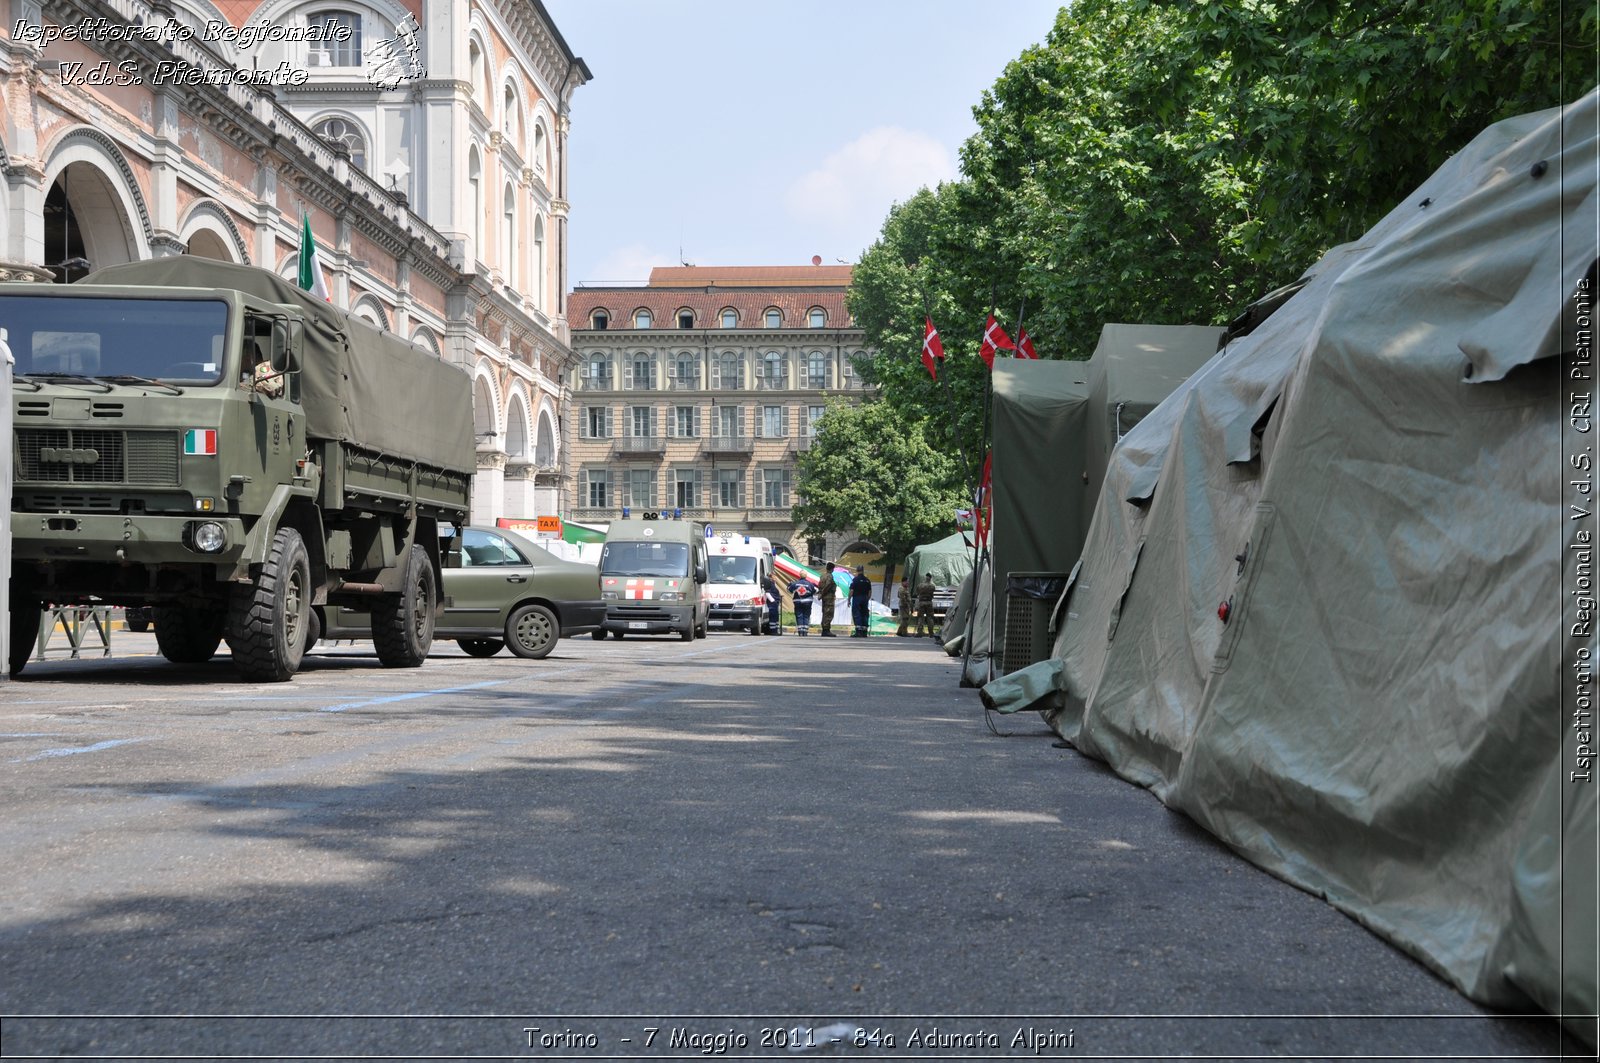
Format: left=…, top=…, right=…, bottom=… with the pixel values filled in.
left=679, top=623, right=694, bottom=642
left=590, top=628, right=608, bottom=641
left=225, top=527, right=311, bottom=682
left=7, top=600, right=41, bottom=676
left=372, top=544, right=435, bottom=668
left=749, top=613, right=763, bottom=636
left=506, top=603, right=559, bottom=660
left=126, top=616, right=150, bottom=634
left=155, top=604, right=227, bottom=664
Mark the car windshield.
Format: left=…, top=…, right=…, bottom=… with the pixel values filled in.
left=707, top=555, right=758, bottom=584
left=3, top=295, right=229, bottom=384
left=601, top=540, right=690, bottom=578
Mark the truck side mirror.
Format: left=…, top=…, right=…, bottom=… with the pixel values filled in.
left=271, top=318, right=302, bottom=374
left=695, top=563, right=707, bottom=584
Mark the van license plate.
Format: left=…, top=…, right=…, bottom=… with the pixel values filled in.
left=628, top=621, right=647, bottom=630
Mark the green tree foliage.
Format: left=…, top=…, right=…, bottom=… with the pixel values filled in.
left=791, top=399, right=966, bottom=577
left=848, top=0, right=1593, bottom=451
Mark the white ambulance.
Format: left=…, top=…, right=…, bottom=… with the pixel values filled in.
left=704, top=533, right=774, bottom=635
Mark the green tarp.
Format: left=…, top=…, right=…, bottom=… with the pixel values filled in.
left=906, top=531, right=976, bottom=589
left=1084, top=324, right=1223, bottom=503
left=82, top=258, right=475, bottom=476
left=1044, top=92, right=1598, bottom=1042
left=987, top=360, right=1091, bottom=680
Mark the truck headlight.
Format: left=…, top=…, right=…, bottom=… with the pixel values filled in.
left=657, top=591, right=682, bottom=602
left=602, top=590, right=619, bottom=600
left=190, top=520, right=227, bottom=553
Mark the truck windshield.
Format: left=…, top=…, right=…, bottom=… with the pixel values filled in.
left=2, top=296, right=228, bottom=384
left=601, top=541, right=691, bottom=578
left=707, top=555, right=758, bottom=584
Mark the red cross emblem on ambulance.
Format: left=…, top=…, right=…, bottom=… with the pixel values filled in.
left=625, top=579, right=653, bottom=600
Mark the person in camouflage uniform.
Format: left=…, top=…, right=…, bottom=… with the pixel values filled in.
left=915, top=574, right=937, bottom=637
left=818, top=561, right=839, bottom=637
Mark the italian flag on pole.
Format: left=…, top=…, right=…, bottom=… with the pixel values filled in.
left=298, top=213, right=330, bottom=300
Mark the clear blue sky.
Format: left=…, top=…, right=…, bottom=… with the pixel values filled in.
left=542, top=1, right=1065, bottom=286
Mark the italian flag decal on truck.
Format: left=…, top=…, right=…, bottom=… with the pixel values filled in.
left=184, top=429, right=217, bottom=455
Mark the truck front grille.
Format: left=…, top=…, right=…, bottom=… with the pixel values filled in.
left=15, top=428, right=180, bottom=486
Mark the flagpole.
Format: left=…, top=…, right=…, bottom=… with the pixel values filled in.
left=920, top=294, right=973, bottom=506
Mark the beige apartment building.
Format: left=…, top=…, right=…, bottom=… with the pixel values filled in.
left=565, top=265, right=873, bottom=559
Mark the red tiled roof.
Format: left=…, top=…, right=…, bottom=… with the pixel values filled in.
left=646, top=265, right=853, bottom=288
left=570, top=265, right=857, bottom=330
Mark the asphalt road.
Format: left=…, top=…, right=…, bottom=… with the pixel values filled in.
left=0, top=628, right=1576, bottom=1060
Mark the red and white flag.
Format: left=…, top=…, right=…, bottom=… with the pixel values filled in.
left=1016, top=327, right=1039, bottom=360
left=979, top=313, right=1015, bottom=371
left=922, top=317, right=944, bottom=380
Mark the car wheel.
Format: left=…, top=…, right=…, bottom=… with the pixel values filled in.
left=611, top=630, right=624, bottom=640
left=590, top=628, right=608, bottom=641
left=749, top=614, right=762, bottom=635
left=679, top=623, right=694, bottom=642
left=458, top=638, right=504, bottom=658
left=506, top=603, right=559, bottom=660
left=126, top=617, right=150, bottom=634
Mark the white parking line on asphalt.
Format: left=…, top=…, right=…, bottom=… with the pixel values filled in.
left=22, top=737, right=148, bottom=762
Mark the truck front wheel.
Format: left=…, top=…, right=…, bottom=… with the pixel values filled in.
left=372, top=544, right=435, bottom=668
left=7, top=600, right=41, bottom=676
left=226, top=527, right=310, bottom=682
left=156, top=604, right=227, bottom=665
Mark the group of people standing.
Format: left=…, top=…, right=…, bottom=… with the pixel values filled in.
left=762, top=561, right=874, bottom=637
left=896, top=574, right=940, bottom=639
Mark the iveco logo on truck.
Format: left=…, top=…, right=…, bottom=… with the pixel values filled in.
left=38, top=447, right=100, bottom=465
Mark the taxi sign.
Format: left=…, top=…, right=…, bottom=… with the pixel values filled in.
left=536, top=515, right=562, bottom=537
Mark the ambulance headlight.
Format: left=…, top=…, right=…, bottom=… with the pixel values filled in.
left=602, top=590, right=619, bottom=600
left=657, top=591, right=683, bottom=602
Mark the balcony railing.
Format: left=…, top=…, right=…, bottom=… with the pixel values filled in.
left=668, top=376, right=701, bottom=391
left=579, top=377, right=615, bottom=391
left=616, top=437, right=667, bottom=458
left=702, top=435, right=755, bottom=455
left=747, top=508, right=792, bottom=523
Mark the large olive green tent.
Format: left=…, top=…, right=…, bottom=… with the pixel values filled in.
left=1036, top=92, right=1597, bottom=1042
left=905, top=531, right=976, bottom=590
left=1084, top=324, right=1224, bottom=503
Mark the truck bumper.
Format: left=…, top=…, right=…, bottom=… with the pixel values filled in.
left=10, top=510, right=250, bottom=569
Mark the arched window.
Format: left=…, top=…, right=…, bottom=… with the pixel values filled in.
left=633, top=308, right=653, bottom=329
left=313, top=116, right=366, bottom=171
left=502, top=85, right=521, bottom=149
left=721, top=308, right=738, bottom=328
left=809, top=307, right=827, bottom=328
left=533, top=122, right=548, bottom=173
left=762, top=351, right=785, bottom=385
left=309, top=9, right=362, bottom=67
left=533, top=215, right=546, bottom=311
left=591, top=310, right=610, bottom=330
left=677, top=308, right=694, bottom=329
left=468, top=40, right=486, bottom=103
left=765, top=308, right=782, bottom=328
left=502, top=184, right=516, bottom=287
left=467, top=148, right=482, bottom=258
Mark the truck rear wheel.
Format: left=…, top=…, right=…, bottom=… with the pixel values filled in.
left=372, top=544, right=435, bottom=668
left=156, top=604, right=227, bottom=664
left=226, top=527, right=311, bottom=682
left=7, top=599, right=41, bottom=676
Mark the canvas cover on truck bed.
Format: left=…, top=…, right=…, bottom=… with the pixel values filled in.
left=82, top=258, right=475, bottom=475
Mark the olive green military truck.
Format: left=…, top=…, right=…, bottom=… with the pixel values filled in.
left=4, top=258, right=474, bottom=681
